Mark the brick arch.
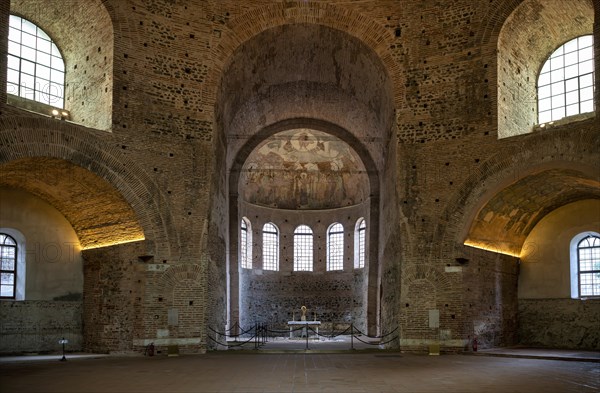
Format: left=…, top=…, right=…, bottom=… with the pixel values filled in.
left=0, top=118, right=176, bottom=256
left=477, top=0, right=595, bottom=138
left=156, top=264, right=203, bottom=295
left=475, top=0, right=522, bottom=46
left=203, top=1, right=403, bottom=110
left=435, top=128, right=600, bottom=258
left=402, top=265, right=452, bottom=293
left=477, top=0, right=595, bottom=46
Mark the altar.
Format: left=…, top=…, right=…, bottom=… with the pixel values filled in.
left=287, top=320, right=321, bottom=339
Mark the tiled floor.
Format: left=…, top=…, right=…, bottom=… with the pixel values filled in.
left=1, top=350, right=599, bottom=393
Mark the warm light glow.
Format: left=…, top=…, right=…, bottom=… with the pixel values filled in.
left=463, top=240, right=521, bottom=258
left=51, top=109, right=59, bottom=116
left=81, top=236, right=145, bottom=250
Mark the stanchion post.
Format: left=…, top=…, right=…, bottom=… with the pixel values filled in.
left=254, top=322, right=258, bottom=350
left=305, top=324, right=309, bottom=350
left=350, top=324, right=354, bottom=350
left=59, top=337, right=68, bottom=361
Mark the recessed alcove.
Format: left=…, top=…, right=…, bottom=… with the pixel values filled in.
left=237, top=129, right=370, bottom=331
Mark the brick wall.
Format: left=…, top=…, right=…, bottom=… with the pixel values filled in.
left=0, top=0, right=597, bottom=354
left=519, top=299, right=600, bottom=349
left=0, top=300, right=82, bottom=354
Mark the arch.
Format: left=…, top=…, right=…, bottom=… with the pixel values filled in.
left=435, top=128, right=600, bottom=258
left=229, top=118, right=380, bottom=197
left=0, top=118, right=175, bottom=255
left=218, top=11, right=393, bottom=338
left=204, top=1, right=403, bottom=113
left=7, top=15, right=66, bottom=108
left=0, top=232, right=20, bottom=299
left=327, top=222, right=344, bottom=271
left=9, top=0, right=115, bottom=131
left=354, top=218, right=366, bottom=269
left=240, top=217, right=252, bottom=269
left=496, top=0, right=594, bottom=138
left=537, top=35, right=595, bottom=124
left=0, top=228, right=25, bottom=300
left=570, top=232, right=600, bottom=298
left=293, top=225, right=313, bottom=272
left=262, top=222, right=279, bottom=271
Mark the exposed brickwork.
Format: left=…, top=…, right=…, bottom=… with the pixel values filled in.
left=82, top=242, right=144, bottom=353
left=497, top=0, right=593, bottom=138
left=518, top=299, right=600, bottom=349
left=10, top=0, right=114, bottom=130
left=0, top=300, right=82, bottom=354
left=0, top=0, right=597, bottom=355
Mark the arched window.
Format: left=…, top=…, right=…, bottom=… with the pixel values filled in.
left=327, top=223, right=344, bottom=271
left=0, top=233, right=18, bottom=299
left=7, top=15, right=65, bottom=109
left=262, top=223, right=279, bottom=271
left=240, top=218, right=252, bottom=269
left=354, top=218, right=366, bottom=269
left=293, top=225, right=313, bottom=271
left=574, top=235, right=600, bottom=298
left=538, top=35, right=594, bottom=124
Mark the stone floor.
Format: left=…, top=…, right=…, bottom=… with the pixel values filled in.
left=1, top=349, right=599, bottom=393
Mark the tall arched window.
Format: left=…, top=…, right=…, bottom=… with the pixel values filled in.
left=240, top=218, right=252, bottom=269
left=262, top=223, right=279, bottom=271
left=0, top=233, right=18, bottom=299
left=354, top=218, right=366, bottom=269
left=327, top=223, right=344, bottom=271
left=7, top=15, right=65, bottom=108
left=294, top=225, right=313, bottom=271
left=538, top=35, right=594, bottom=124
left=576, top=235, right=600, bottom=298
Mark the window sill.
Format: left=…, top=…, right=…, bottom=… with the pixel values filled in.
left=7, top=94, right=71, bottom=120
left=533, top=111, right=596, bottom=132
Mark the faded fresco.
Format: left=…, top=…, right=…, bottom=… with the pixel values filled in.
left=241, top=129, right=369, bottom=209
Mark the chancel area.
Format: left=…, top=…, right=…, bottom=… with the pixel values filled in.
left=0, top=0, right=599, bottom=361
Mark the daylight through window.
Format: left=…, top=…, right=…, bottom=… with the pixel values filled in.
left=0, top=233, right=17, bottom=299
left=538, top=35, right=594, bottom=124
left=7, top=15, right=65, bottom=108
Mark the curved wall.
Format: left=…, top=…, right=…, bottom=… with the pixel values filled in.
left=0, top=187, right=83, bottom=353
left=518, top=199, right=600, bottom=349
left=238, top=201, right=369, bottom=332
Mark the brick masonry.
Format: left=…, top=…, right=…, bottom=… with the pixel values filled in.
left=0, top=300, right=82, bottom=354
left=0, top=0, right=598, bottom=354
left=519, top=299, right=600, bottom=349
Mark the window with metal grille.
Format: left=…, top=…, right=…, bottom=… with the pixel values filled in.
left=0, top=233, right=17, bottom=299
left=294, top=225, right=313, bottom=271
left=240, top=218, right=252, bottom=269
left=538, top=35, right=594, bottom=124
left=7, top=15, right=65, bottom=108
left=355, top=218, right=366, bottom=269
left=327, top=223, right=344, bottom=271
left=577, top=235, right=600, bottom=297
left=262, top=223, right=279, bottom=271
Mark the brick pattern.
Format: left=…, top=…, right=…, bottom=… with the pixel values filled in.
left=519, top=298, right=600, bottom=349
left=0, top=300, right=82, bottom=354
left=11, top=0, right=114, bottom=130
left=0, top=0, right=597, bottom=354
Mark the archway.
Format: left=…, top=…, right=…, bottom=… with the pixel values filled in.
left=215, top=22, right=395, bottom=339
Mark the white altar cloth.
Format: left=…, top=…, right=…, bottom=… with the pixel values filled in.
left=287, top=321, right=321, bottom=339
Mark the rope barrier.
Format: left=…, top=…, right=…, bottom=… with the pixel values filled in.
left=206, top=333, right=259, bottom=348
left=352, top=326, right=398, bottom=339
left=208, top=324, right=254, bottom=338
left=352, top=334, right=399, bottom=346
left=208, top=322, right=400, bottom=350
left=305, top=326, right=350, bottom=339
left=264, top=326, right=306, bottom=334
left=327, top=325, right=351, bottom=338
